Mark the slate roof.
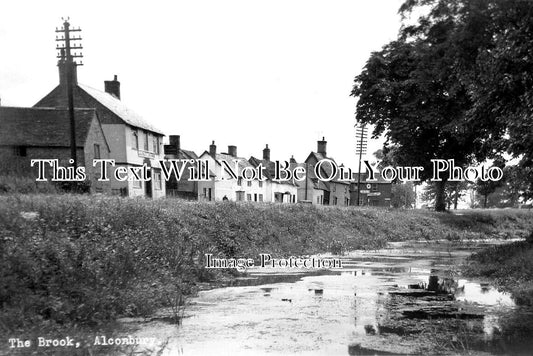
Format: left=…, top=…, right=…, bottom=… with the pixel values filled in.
left=34, top=83, right=164, bottom=135
left=248, top=156, right=298, bottom=186
left=0, top=106, right=105, bottom=148
left=305, top=152, right=350, bottom=185
left=78, top=84, right=165, bottom=135
left=164, top=146, right=215, bottom=179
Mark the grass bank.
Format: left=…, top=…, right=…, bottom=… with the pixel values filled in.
left=1, top=194, right=532, bottom=332
left=463, top=240, right=533, bottom=306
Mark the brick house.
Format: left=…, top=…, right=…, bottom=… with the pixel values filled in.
left=0, top=106, right=111, bottom=193
left=300, top=138, right=351, bottom=206
left=164, top=135, right=215, bottom=201
left=33, top=64, right=165, bottom=198
left=350, top=172, right=392, bottom=207
left=248, top=144, right=298, bottom=203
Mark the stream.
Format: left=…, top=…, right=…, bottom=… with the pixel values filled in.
left=127, top=240, right=533, bottom=355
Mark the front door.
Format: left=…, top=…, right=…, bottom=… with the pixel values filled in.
left=145, top=169, right=152, bottom=198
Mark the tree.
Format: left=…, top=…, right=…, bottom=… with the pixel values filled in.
left=400, top=0, right=533, bottom=201
left=352, top=27, right=500, bottom=211
left=422, top=181, right=469, bottom=210
left=391, top=182, right=416, bottom=208
left=352, top=0, right=533, bottom=210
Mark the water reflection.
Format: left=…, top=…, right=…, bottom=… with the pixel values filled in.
left=129, top=242, right=532, bottom=355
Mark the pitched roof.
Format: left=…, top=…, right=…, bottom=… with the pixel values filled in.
left=78, top=84, right=164, bottom=135
left=164, top=146, right=199, bottom=160
left=248, top=156, right=298, bottom=186
left=34, top=83, right=164, bottom=135
left=0, top=106, right=103, bottom=148
left=305, top=151, right=350, bottom=185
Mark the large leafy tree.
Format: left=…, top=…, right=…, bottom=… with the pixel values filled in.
left=352, top=0, right=532, bottom=211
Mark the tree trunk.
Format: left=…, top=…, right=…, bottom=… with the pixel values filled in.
left=453, top=187, right=459, bottom=210
left=483, top=194, right=488, bottom=209
left=435, top=180, right=447, bottom=212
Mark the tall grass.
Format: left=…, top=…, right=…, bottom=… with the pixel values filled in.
left=1, top=195, right=532, bottom=331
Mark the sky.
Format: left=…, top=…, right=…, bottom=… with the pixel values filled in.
left=0, top=0, right=404, bottom=169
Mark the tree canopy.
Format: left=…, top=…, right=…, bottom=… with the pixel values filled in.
left=352, top=0, right=533, bottom=210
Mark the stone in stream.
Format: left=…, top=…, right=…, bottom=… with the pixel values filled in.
left=402, top=307, right=484, bottom=320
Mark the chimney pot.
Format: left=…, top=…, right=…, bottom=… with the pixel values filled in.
left=209, top=141, right=217, bottom=157
left=317, top=137, right=327, bottom=156
left=263, top=144, right=271, bottom=161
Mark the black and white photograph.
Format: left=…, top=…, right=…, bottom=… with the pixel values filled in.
left=1, top=0, right=533, bottom=355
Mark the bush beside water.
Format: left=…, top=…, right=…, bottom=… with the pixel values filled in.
left=1, top=194, right=532, bottom=332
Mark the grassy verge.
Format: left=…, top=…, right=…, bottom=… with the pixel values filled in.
left=463, top=240, right=533, bottom=306
left=1, top=194, right=532, bottom=333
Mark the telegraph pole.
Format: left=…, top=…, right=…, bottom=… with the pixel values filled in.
left=355, top=123, right=368, bottom=206
left=56, top=18, right=83, bottom=168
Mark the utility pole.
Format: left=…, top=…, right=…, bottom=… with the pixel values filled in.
left=355, top=122, right=368, bottom=206
left=56, top=17, right=83, bottom=168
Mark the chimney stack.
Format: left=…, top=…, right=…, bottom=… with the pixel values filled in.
left=169, top=135, right=181, bottom=152
left=209, top=141, right=217, bottom=157
left=104, top=75, right=121, bottom=99
left=317, top=137, right=327, bottom=156
left=58, top=61, right=78, bottom=86
left=263, top=144, right=270, bottom=161
left=290, top=155, right=296, bottom=163
left=228, top=145, right=237, bottom=157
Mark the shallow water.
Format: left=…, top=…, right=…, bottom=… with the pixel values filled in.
left=132, top=241, right=533, bottom=355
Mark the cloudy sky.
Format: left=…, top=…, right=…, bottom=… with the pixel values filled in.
left=0, top=0, right=404, bottom=168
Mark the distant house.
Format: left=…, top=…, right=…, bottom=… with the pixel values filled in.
left=199, top=142, right=268, bottom=202
left=300, top=138, right=351, bottom=206
left=33, top=63, right=165, bottom=198
left=350, top=172, right=392, bottom=207
left=164, top=135, right=215, bottom=201
left=0, top=106, right=111, bottom=193
left=248, top=144, right=298, bottom=203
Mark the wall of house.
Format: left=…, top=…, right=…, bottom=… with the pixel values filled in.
left=296, top=178, right=323, bottom=204
left=0, top=145, right=114, bottom=194
left=101, top=124, right=165, bottom=198
left=350, top=182, right=392, bottom=207
left=329, top=182, right=351, bottom=206
left=83, top=119, right=112, bottom=194
left=200, top=153, right=270, bottom=202
left=271, top=181, right=298, bottom=203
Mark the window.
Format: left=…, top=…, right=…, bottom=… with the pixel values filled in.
left=237, top=177, right=242, bottom=186
left=132, top=130, right=139, bottom=150
left=254, top=193, right=258, bottom=201
left=133, top=179, right=142, bottom=189
left=334, top=197, right=338, bottom=205
left=236, top=191, right=245, bottom=201
left=317, top=196, right=320, bottom=204
left=372, top=184, right=378, bottom=192
left=259, top=194, right=263, bottom=202
left=153, top=136, right=159, bottom=154
left=259, top=181, right=263, bottom=188
left=247, top=194, right=252, bottom=201
left=144, top=132, right=149, bottom=151
left=154, top=171, right=162, bottom=190
left=94, top=144, right=101, bottom=159
left=247, top=180, right=252, bottom=187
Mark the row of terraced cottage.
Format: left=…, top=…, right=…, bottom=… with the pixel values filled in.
left=0, top=63, right=391, bottom=206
